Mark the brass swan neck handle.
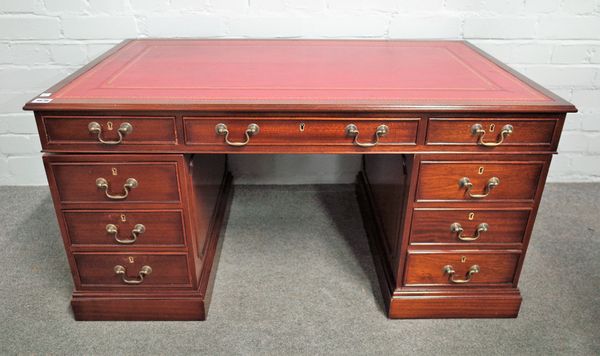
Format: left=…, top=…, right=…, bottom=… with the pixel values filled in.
left=88, top=121, right=133, bottom=145
left=96, top=177, right=138, bottom=200
left=114, top=265, right=152, bottom=284
left=459, top=177, right=499, bottom=199
left=215, top=123, right=260, bottom=147
left=443, top=265, right=480, bottom=284
left=471, top=123, right=513, bottom=147
left=345, top=124, right=389, bottom=147
left=450, top=222, right=489, bottom=241
left=106, top=223, right=145, bottom=244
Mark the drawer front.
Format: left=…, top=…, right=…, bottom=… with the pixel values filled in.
left=51, top=162, right=181, bottom=204
left=426, top=118, right=557, bottom=147
left=42, top=116, right=177, bottom=146
left=74, top=253, right=191, bottom=287
left=184, top=118, right=418, bottom=146
left=64, top=210, right=185, bottom=246
left=404, top=252, right=520, bottom=286
left=410, top=209, right=530, bottom=245
left=416, top=161, right=544, bottom=202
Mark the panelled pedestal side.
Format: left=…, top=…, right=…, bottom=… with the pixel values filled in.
left=43, top=153, right=230, bottom=321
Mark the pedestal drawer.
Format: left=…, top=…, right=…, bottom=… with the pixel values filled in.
left=74, top=253, right=191, bottom=287
left=184, top=118, right=418, bottom=147
left=404, top=251, right=520, bottom=287
left=410, top=209, right=530, bottom=245
left=416, top=160, right=545, bottom=202
left=49, top=161, right=181, bottom=204
left=63, top=210, right=185, bottom=247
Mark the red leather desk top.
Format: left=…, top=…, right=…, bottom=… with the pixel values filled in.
left=25, top=39, right=574, bottom=112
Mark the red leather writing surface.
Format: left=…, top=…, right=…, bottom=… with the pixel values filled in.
left=54, top=40, right=551, bottom=104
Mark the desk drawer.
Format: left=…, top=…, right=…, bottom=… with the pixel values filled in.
left=426, top=118, right=558, bottom=147
left=404, top=252, right=520, bottom=286
left=416, top=160, right=545, bottom=202
left=184, top=118, right=418, bottom=147
left=49, top=161, right=181, bottom=204
left=41, top=116, right=177, bottom=147
left=410, top=209, right=530, bottom=245
left=63, top=210, right=185, bottom=247
left=74, top=253, right=191, bottom=287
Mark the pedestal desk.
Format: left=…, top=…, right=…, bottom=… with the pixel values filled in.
left=24, top=39, right=576, bottom=320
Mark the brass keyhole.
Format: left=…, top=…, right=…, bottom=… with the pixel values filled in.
left=128, top=256, right=135, bottom=263
left=478, top=166, right=484, bottom=175
left=489, top=123, right=496, bottom=132
left=299, top=123, right=305, bottom=132
left=461, top=256, right=467, bottom=263
left=112, top=167, right=118, bottom=176
left=468, top=212, right=475, bottom=220
left=120, top=214, right=127, bottom=222
left=107, top=121, right=113, bottom=130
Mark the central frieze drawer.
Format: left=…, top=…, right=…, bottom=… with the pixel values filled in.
left=183, top=118, right=419, bottom=146
left=404, top=251, right=521, bottom=287
left=63, top=210, right=185, bottom=247
left=74, top=253, right=191, bottom=288
left=416, top=160, right=545, bottom=202
left=49, top=161, right=181, bottom=204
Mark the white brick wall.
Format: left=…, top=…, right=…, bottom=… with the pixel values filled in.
left=1, top=0, right=599, bottom=185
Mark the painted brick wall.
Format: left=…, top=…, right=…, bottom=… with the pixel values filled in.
left=1, top=0, right=599, bottom=185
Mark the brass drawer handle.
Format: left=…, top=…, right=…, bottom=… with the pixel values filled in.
left=443, top=264, right=480, bottom=284
left=450, top=222, right=488, bottom=241
left=113, top=265, right=152, bottom=285
left=215, top=123, right=259, bottom=146
left=88, top=121, right=133, bottom=145
left=96, top=177, right=138, bottom=200
left=345, top=124, right=389, bottom=147
left=459, top=177, right=499, bottom=198
left=471, top=124, right=513, bottom=147
left=106, top=223, right=145, bottom=244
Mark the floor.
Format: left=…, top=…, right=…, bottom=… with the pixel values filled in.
left=0, top=184, right=598, bottom=355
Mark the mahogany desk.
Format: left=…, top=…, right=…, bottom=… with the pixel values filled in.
left=24, top=39, right=576, bottom=320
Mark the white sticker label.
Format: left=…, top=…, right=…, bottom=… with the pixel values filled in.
left=31, top=98, right=53, bottom=103
left=39, top=92, right=52, bottom=97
